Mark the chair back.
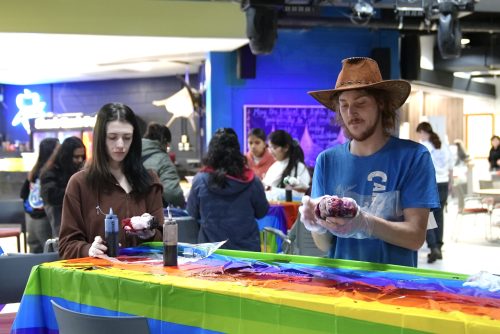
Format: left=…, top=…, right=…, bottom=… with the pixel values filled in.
left=292, top=219, right=326, bottom=257
left=0, top=198, right=27, bottom=252
left=0, top=252, right=59, bottom=304
left=479, top=180, right=494, bottom=189
left=0, top=199, right=26, bottom=229
left=51, top=300, right=150, bottom=334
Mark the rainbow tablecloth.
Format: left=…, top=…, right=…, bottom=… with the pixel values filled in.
left=10, top=243, right=500, bottom=334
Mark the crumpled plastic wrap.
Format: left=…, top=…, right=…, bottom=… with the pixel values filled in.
left=178, top=241, right=227, bottom=262
left=463, top=271, right=500, bottom=292
left=117, top=241, right=227, bottom=265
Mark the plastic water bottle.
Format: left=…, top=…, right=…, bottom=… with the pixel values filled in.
left=163, top=207, right=178, bottom=266
left=104, top=208, right=119, bottom=257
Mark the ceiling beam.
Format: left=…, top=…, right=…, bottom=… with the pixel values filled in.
left=0, top=0, right=246, bottom=38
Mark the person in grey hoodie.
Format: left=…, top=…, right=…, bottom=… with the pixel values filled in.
left=141, top=122, right=185, bottom=208
left=187, top=128, right=269, bottom=251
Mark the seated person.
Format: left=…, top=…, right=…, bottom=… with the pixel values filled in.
left=263, top=130, right=311, bottom=201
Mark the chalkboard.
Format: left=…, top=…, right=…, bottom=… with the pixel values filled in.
left=244, top=105, right=346, bottom=167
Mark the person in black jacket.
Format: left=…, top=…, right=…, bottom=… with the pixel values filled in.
left=40, top=136, right=86, bottom=238
left=20, top=137, right=59, bottom=253
left=488, top=135, right=500, bottom=171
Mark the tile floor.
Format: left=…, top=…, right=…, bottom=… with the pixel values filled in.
left=418, top=196, right=500, bottom=275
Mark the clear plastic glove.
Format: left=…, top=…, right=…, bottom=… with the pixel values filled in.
left=319, top=209, right=374, bottom=239
left=299, top=195, right=327, bottom=234
left=89, top=236, right=107, bottom=257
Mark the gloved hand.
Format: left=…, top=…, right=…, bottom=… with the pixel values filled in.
left=299, top=196, right=327, bottom=234
left=89, top=236, right=107, bottom=257
left=123, top=213, right=157, bottom=240
left=319, top=208, right=374, bottom=239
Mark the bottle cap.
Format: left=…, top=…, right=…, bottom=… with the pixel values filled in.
left=106, top=207, right=114, bottom=218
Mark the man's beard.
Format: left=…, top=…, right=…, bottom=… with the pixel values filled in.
left=343, top=120, right=378, bottom=142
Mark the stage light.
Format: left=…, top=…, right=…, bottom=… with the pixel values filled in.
left=243, top=5, right=279, bottom=55
left=351, top=0, right=374, bottom=25
left=437, top=0, right=462, bottom=59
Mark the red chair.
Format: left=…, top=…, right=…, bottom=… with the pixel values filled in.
left=453, top=187, right=493, bottom=242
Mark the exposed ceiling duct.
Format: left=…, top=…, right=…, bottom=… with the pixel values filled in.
left=239, top=0, right=500, bottom=84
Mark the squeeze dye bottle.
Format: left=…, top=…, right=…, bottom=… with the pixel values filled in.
left=104, top=208, right=119, bottom=257
left=163, top=206, right=178, bottom=266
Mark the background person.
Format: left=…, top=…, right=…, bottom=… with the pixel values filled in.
left=20, top=138, right=59, bottom=253
left=301, top=57, right=439, bottom=267
left=263, top=129, right=311, bottom=200
left=416, top=121, right=454, bottom=263
left=488, top=135, right=500, bottom=171
left=187, top=128, right=269, bottom=251
left=142, top=122, right=185, bottom=208
left=245, top=128, right=275, bottom=180
left=453, top=139, right=469, bottom=166
left=40, top=136, right=86, bottom=238
left=59, top=103, right=164, bottom=259
left=20, top=137, right=59, bottom=253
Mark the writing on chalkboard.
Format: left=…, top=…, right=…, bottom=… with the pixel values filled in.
left=244, top=105, right=346, bottom=167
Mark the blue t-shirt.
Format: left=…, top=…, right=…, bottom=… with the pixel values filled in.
left=312, top=136, right=440, bottom=267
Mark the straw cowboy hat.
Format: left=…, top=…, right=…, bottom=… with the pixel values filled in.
left=308, top=57, right=411, bottom=112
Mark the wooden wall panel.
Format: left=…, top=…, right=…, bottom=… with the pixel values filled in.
left=406, top=91, right=424, bottom=142
left=423, top=93, right=464, bottom=144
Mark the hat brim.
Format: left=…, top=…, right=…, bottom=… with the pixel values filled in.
left=308, top=80, right=411, bottom=112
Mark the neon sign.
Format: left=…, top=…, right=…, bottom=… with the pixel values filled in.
left=11, top=89, right=48, bottom=134
left=33, top=113, right=96, bottom=130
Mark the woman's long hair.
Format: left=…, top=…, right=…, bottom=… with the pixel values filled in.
left=28, top=137, right=59, bottom=182
left=203, top=128, right=247, bottom=188
left=41, top=136, right=86, bottom=183
left=86, top=102, right=152, bottom=195
left=268, top=130, right=305, bottom=188
left=416, top=122, right=442, bottom=149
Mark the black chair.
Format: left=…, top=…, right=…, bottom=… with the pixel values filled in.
left=51, top=300, right=150, bottom=334
left=0, top=199, right=27, bottom=252
left=0, top=252, right=59, bottom=304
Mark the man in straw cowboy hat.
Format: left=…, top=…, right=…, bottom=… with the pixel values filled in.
left=299, top=57, right=439, bottom=267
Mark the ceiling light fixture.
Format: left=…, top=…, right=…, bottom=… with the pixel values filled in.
left=460, top=38, right=470, bottom=45
left=437, top=1, right=462, bottom=59
left=350, top=0, right=374, bottom=25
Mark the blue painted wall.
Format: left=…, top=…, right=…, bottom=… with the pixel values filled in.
left=207, top=27, right=401, bottom=151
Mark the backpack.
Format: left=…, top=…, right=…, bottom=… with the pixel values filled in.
left=22, top=179, right=46, bottom=218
